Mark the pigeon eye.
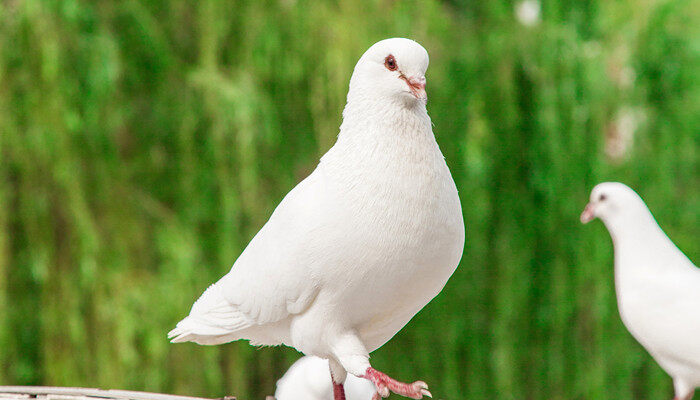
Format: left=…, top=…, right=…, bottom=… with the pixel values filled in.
left=384, top=55, right=397, bottom=71
left=599, top=194, right=607, bottom=201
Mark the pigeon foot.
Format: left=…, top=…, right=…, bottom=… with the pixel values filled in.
left=332, top=381, right=346, bottom=400
left=363, top=367, right=432, bottom=399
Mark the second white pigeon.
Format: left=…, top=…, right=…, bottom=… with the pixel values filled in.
left=275, top=356, right=376, bottom=400
left=169, top=38, right=465, bottom=400
left=582, top=182, right=700, bottom=400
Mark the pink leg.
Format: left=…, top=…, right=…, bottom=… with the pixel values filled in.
left=362, top=367, right=432, bottom=399
left=333, top=381, right=346, bottom=400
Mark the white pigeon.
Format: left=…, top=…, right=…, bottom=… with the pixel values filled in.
left=581, top=182, right=700, bottom=400
left=169, top=38, right=465, bottom=400
left=275, top=356, right=377, bottom=400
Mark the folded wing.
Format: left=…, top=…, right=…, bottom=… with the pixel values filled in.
left=168, top=172, right=327, bottom=345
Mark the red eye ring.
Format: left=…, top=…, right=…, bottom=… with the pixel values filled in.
left=384, top=55, right=397, bottom=71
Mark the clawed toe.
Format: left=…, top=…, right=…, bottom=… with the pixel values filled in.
left=371, top=382, right=390, bottom=400
left=363, top=367, right=433, bottom=399
left=407, top=381, right=430, bottom=399
left=378, top=385, right=390, bottom=397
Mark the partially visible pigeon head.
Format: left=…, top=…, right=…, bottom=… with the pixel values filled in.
left=348, top=38, right=430, bottom=106
left=581, top=182, right=646, bottom=224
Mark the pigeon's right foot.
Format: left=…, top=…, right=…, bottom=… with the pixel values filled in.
left=363, top=367, right=432, bottom=399
left=333, top=381, right=346, bottom=400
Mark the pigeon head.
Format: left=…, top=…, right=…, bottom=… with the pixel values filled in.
left=580, top=182, right=647, bottom=225
left=348, top=38, right=430, bottom=106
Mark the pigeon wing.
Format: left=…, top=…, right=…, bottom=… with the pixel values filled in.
left=169, top=172, right=327, bottom=344
left=652, top=257, right=700, bottom=365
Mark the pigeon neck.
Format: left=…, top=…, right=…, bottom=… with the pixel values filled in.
left=337, top=96, right=431, bottom=143
left=604, top=208, right=668, bottom=255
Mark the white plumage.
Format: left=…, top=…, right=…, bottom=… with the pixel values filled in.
left=582, top=182, right=700, bottom=400
left=169, top=38, right=464, bottom=398
left=275, top=356, right=376, bottom=400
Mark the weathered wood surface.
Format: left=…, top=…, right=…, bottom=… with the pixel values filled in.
left=0, top=387, right=242, bottom=400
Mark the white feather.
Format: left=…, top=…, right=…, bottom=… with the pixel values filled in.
left=169, top=38, right=464, bottom=383
left=275, top=356, right=376, bottom=400
left=585, top=182, right=700, bottom=400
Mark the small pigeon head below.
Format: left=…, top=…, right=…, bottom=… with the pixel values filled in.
left=349, top=38, right=430, bottom=105
left=580, top=182, right=646, bottom=224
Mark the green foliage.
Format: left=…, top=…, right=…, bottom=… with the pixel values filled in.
left=0, top=0, right=697, bottom=399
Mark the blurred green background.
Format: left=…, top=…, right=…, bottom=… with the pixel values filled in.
left=0, top=0, right=698, bottom=399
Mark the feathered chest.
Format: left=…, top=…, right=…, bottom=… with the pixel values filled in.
left=319, top=141, right=463, bottom=254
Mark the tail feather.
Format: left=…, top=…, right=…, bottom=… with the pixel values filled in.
left=167, top=319, right=227, bottom=344
left=168, top=283, right=253, bottom=345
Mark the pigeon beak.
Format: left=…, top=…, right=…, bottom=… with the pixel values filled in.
left=401, top=74, right=427, bottom=103
left=580, top=203, right=596, bottom=224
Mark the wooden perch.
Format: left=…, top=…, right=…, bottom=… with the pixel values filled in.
left=0, top=387, right=243, bottom=400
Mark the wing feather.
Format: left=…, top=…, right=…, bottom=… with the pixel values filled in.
left=169, top=172, right=326, bottom=345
